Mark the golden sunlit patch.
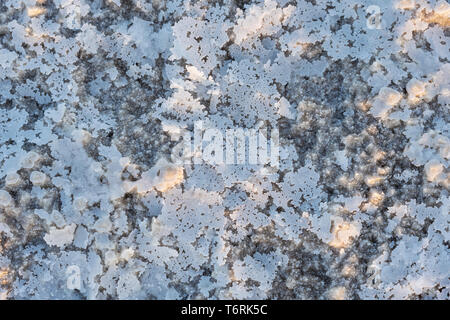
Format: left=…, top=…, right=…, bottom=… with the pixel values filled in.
left=0, top=269, right=9, bottom=286
left=369, top=190, right=385, bottom=206
left=27, top=7, right=47, bottom=18
left=154, top=166, right=184, bottom=193
left=418, top=1, right=450, bottom=27
left=422, top=11, right=450, bottom=27
left=365, top=175, right=384, bottom=187
left=329, top=222, right=360, bottom=249
left=328, top=286, right=347, bottom=300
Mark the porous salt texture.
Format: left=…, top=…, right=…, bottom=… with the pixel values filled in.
left=0, top=0, right=448, bottom=300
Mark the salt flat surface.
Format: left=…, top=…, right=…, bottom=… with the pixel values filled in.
left=0, top=0, right=449, bottom=300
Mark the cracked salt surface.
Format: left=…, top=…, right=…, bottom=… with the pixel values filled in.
left=0, top=0, right=449, bottom=300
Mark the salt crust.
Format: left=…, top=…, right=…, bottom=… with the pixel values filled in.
left=0, top=0, right=448, bottom=300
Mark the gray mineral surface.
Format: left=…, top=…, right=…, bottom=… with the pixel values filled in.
left=0, top=0, right=449, bottom=300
